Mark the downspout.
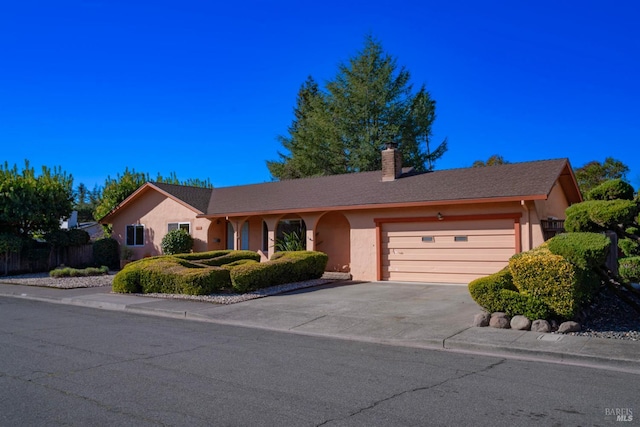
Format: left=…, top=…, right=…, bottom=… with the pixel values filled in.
left=521, top=200, right=532, bottom=251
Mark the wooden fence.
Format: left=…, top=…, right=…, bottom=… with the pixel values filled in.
left=2, top=244, right=94, bottom=275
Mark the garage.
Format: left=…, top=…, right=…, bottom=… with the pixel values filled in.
left=379, top=216, right=519, bottom=284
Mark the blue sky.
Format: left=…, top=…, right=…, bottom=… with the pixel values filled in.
left=1, top=1, right=639, bottom=191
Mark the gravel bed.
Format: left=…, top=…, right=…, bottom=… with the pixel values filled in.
left=570, top=286, right=640, bottom=341
left=140, top=279, right=334, bottom=304
left=0, top=272, right=115, bottom=289
left=0, top=272, right=333, bottom=304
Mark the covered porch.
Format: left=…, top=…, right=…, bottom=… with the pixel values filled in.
left=204, top=211, right=351, bottom=273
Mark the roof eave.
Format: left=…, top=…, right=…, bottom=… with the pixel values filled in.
left=197, top=194, right=548, bottom=218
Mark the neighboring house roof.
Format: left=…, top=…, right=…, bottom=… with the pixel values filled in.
left=100, top=158, right=581, bottom=222
left=203, top=158, right=581, bottom=216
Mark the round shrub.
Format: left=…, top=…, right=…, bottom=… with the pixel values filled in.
left=546, top=232, right=610, bottom=270
left=93, top=238, right=119, bottom=270
left=618, top=236, right=640, bottom=258
left=586, top=179, right=635, bottom=201
left=565, top=200, right=639, bottom=232
left=468, top=268, right=551, bottom=320
left=161, top=229, right=194, bottom=255
left=509, top=248, right=580, bottom=319
left=619, top=257, right=640, bottom=283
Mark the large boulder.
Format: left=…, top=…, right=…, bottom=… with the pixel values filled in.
left=510, top=315, right=531, bottom=330
left=558, top=321, right=581, bottom=333
left=530, top=319, right=551, bottom=333
left=489, top=312, right=510, bottom=329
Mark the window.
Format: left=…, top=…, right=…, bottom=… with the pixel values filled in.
left=421, top=236, right=435, bottom=243
left=126, top=225, right=144, bottom=246
left=168, top=222, right=190, bottom=233
left=241, top=221, right=249, bottom=250
left=225, top=221, right=249, bottom=250
left=454, top=236, right=468, bottom=242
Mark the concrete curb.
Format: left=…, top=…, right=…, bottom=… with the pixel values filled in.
left=1, top=283, right=639, bottom=374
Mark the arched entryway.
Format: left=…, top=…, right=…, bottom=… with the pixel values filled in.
left=315, top=212, right=350, bottom=272
left=275, top=216, right=307, bottom=251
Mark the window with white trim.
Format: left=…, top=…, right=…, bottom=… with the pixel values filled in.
left=168, top=222, right=190, bottom=233
left=126, top=224, right=145, bottom=246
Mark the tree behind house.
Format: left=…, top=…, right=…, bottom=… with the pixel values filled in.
left=267, top=35, right=447, bottom=180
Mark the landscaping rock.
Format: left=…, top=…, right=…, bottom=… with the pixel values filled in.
left=510, top=315, right=531, bottom=330
left=473, top=312, right=490, bottom=327
left=530, top=319, right=551, bottom=333
left=489, top=312, right=511, bottom=329
left=558, top=321, right=581, bottom=333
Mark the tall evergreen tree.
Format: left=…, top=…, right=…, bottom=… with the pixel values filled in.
left=268, top=35, right=447, bottom=179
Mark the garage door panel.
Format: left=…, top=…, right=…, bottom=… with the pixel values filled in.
left=384, top=228, right=514, bottom=238
left=384, top=248, right=514, bottom=262
left=383, top=235, right=515, bottom=250
left=382, top=272, right=483, bottom=284
left=381, top=218, right=516, bottom=284
left=384, top=260, right=509, bottom=274
left=383, top=219, right=513, bottom=233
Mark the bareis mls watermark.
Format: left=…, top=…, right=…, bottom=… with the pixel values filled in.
left=605, top=408, right=633, bottom=422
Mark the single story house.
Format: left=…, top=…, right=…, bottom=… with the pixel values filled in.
left=100, top=146, right=582, bottom=284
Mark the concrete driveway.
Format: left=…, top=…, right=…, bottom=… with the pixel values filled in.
left=185, top=281, right=482, bottom=347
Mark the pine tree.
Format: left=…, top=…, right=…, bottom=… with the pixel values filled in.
left=268, top=35, right=447, bottom=179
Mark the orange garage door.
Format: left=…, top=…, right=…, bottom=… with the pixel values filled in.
left=381, top=219, right=516, bottom=284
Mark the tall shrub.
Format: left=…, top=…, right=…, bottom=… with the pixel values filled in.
left=161, top=229, right=194, bottom=255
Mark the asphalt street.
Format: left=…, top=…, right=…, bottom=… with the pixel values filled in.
left=1, top=297, right=637, bottom=426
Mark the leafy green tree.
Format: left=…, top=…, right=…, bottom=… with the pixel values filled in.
left=0, top=161, right=74, bottom=237
left=94, top=168, right=149, bottom=221
left=575, top=157, right=629, bottom=195
left=154, top=171, right=213, bottom=188
left=268, top=35, right=447, bottom=179
left=0, top=233, right=22, bottom=275
left=472, top=155, right=510, bottom=167
left=74, top=182, right=100, bottom=222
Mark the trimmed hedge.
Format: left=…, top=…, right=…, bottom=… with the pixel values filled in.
left=619, top=257, right=640, bottom=283
left=113, top=250, right=327, bottom=296
left=230, top=251, right=328, bottom=293
left=112, top=256, right=231, bottom=295
left=196, top=250, right=261, bottom=267
left=50, top=265, right=109, bottom=278
left=175, top=250, right=233, bottom=261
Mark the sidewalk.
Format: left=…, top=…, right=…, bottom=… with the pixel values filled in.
left=1, top=280, right=638, bottom=374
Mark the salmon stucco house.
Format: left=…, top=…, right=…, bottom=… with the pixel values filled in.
left=100, top=146, right=582, bottom=284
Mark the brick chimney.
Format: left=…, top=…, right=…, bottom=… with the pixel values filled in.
left=381, top=142, right=402, bottom=181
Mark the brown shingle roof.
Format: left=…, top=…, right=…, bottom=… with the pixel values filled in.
left=204, top=158, right=575, bottom=216
left=151, top=182, right=213, bottom=214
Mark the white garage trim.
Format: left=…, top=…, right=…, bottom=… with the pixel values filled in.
left=375, top=213, right=522, bottom=283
